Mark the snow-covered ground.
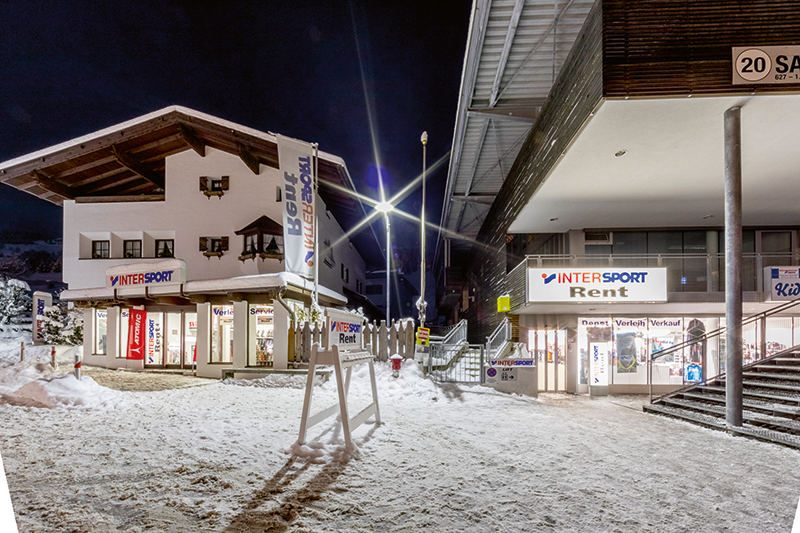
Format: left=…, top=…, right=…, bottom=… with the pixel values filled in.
left=0, top=333, right=799, bottom=532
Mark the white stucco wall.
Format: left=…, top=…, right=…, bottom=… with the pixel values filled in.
left=62, top=147, right=365, bottom=297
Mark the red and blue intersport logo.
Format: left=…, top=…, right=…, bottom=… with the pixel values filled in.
left=110, top=271, right=175, bottom=287
left=331, top=321, right=361, bottom=333
left=540, top=271, right=649, bottom=284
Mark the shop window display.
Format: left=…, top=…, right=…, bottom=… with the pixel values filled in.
left=211, top=305, right=234, bottom=363
left=612, top=318, right=648, bottom=385
left=577, top=318, right=612, bottom=386
left=166, top=312, right=182, bottom=365
left=249, top=305, right=274, bottom=366
left=578, top=316, right=722, bottom=389
left=184, top=313, right=197, bottom=366
left=94, top=309, right=108, bottom=355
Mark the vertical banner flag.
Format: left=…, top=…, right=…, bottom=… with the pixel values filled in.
left=32, top=291, right=52, bottom=345
left=0, top=449, right=18, bottom=532
left=126, top=309, right=146, bottom=360
left=277, top=134, right=316, bottom=279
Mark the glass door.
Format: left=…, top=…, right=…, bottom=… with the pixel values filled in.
left=165, top=312, right=182, bottom=367
left=530, top=328, right=567, bottom=392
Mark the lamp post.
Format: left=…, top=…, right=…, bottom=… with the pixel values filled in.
left=417, top=132, right=428, bottom=327
left=376, top=200, right=394, bottom=323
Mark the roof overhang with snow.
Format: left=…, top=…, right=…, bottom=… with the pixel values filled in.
left=61, top=271, right=347, bottom=308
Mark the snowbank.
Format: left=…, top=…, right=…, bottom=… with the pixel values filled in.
left=9, top=374, right=122, bottom=408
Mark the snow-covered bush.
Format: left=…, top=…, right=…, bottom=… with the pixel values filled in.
left=39, top=304, right=83, bottom=346
left=0, top=278, right=31, bottom=325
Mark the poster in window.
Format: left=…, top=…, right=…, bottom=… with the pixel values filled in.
left=616, top=332, right=638, bottom=373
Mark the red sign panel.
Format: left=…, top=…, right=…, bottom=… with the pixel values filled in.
left=126, top=309, right=147, bottom=360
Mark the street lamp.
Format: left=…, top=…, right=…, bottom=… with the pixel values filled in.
left=416, top=132, right=428, bottom=327
left=375, top=200, right=393, bottom=323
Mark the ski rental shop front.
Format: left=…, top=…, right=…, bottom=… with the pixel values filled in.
left=0, top=106, right=372, bottom=379
left=439, top=1, right=800, bottom=396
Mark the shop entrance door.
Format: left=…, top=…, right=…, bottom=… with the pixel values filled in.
left=141, top=309, right=196, bottom=370
left=530, top=328, right=567, bottom=392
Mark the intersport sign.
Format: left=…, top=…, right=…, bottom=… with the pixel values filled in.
left=527, top=268, right=667, bottom=303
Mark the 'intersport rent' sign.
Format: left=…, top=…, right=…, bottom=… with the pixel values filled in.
left=527, top=268, right=667, bottom=303
left=277, top=134, right=316, bottom=280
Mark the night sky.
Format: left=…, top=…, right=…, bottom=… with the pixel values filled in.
left=0, top=1, right=471, bottom=266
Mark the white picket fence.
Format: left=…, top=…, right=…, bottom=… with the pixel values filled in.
left=291, top=318, right=416, bottom=363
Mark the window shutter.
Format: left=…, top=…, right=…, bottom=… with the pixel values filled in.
left=199, top=237, right=208, bottom=252
left=221, top=236, right=229, bottom=251
left=199, top=177, right=208, bottom=192
left=220, top=176, right=230, bottom=190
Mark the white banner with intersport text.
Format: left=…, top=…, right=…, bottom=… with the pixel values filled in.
left=0, top=450, right=19, bottom=532
left=277, top=135, right=316, bottom=280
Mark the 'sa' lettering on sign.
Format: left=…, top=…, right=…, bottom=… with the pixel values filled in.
left=733, top=46, right=800, bottom=85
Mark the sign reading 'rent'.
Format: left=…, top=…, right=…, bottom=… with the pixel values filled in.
left=527, top=268, right=667, bottom=303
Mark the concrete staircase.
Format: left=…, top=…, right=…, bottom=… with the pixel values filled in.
left=644, top=350, right=800, bottom=449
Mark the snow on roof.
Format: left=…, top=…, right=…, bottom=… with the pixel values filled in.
left=0, top=105, right=345, bottom=172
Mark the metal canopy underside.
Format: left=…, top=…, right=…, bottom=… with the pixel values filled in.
left=438, top=0, right=595, bottom=263
left=0, top=105, right=381, bottom=264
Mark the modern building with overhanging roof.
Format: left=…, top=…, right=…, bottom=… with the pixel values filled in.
left=439, top=0, right=800, bottom=395
left=0, top=106, right=377, bottom=377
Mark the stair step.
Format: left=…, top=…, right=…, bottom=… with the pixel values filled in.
left=720, top=378, right=800, bottom=393
left=661, top=398, right=800, bottom=433
left=643, top=403, right=727, bottom=429
left=772, top=357, right=800, bottom=363
left=645, top=404, right=800, bottom=449
left=729, top=426, right=800, bottom=449
left=699, top=385, right=800, bottom=405
left=741, top=372, right=800, bottom=381
left=680, top=392, right=800, bottom=417
left=750, top=365, right=800, bottom=372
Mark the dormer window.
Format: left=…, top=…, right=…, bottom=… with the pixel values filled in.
left=200, top=176, right=230, bottom=198
left=156, top=239, right=174, bottom=258
left=124, top=240, right=142, bottom=259
left=235, top=215, right=284, bottom=262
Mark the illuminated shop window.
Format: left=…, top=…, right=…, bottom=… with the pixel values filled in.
left=211, top=305, right=234, bottom=363
left=94, top=309, right=108, bottom=355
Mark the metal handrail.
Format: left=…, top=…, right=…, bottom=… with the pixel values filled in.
left=486, top=317, right=511, bottom=360
left=648, top=296, right=800, bottom=403
left=429, top=319, right=468, bottom=371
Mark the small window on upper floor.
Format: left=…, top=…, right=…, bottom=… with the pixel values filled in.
left=200, top=236, right=229, bottom=259
left=200, top=176, right=230, bottom=198
left=124, top=240, right=142, bottom=259
left=276, top=186, right=282, bottom=202
left=155, top=239, right=174, bottom=258
left=92, top=240, right=110, bottom=259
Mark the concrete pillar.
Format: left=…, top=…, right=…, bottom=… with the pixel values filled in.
left=232, top=301, right=249, bottom=369
left=567, top=230, right=585, bottom=257
left=724, top=106, right=743, bottom=427
left=273, top=300, right=289, bottom=370
left=195, top=303, right=212, bottom=377
left=106, top=306, right=120, bottom=367
left=82, top=308, right=93, bottom=360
